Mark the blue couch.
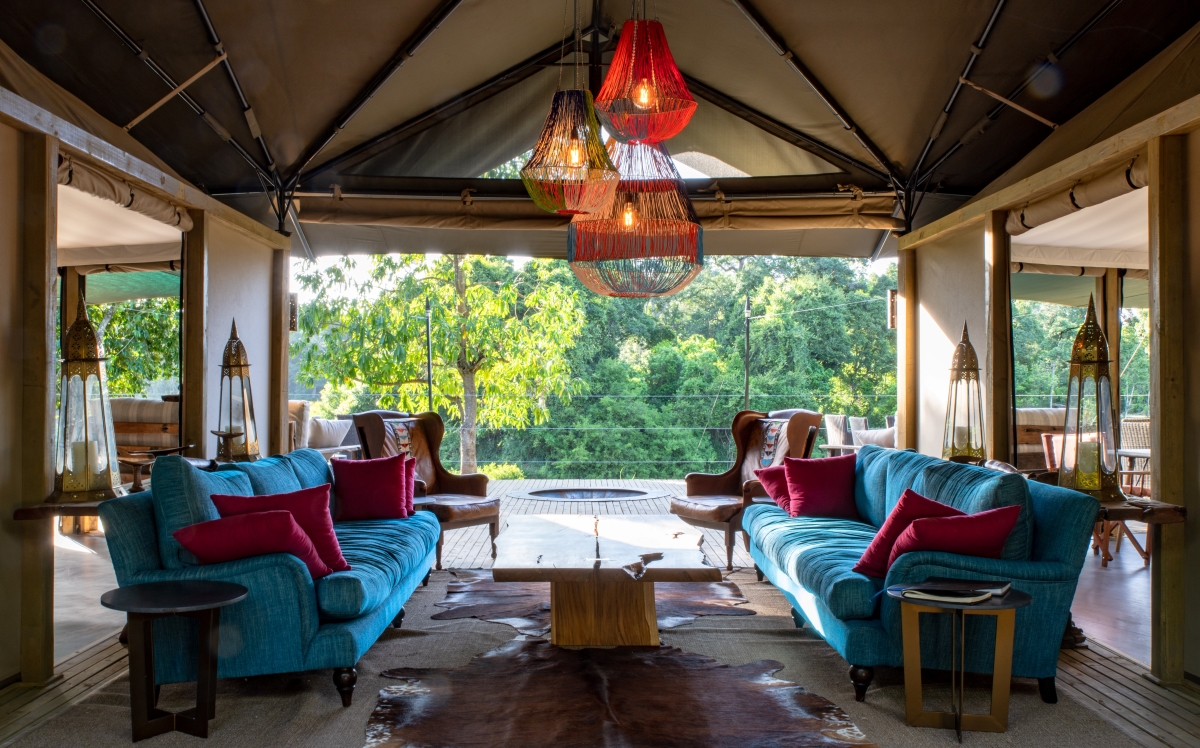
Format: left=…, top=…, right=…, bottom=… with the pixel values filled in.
left=743, top=445, right=1097, bottom=703
left=99, top=448, right=440, bottom=706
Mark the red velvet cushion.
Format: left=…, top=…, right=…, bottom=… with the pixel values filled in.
left=211, top=484, right=350, bottom=573
left=331, top=454, right=408, bottom=521
left=753, top=466, right=790, bottom=511
left=852, top=489, right=964, bottom=578
left=172, top=511, right=332, bottom=579
left=887, top=505, right=1023, bottom=570
left=402, top=456, right=416, bottom=515
left=782, top=454, right=858, bottom=519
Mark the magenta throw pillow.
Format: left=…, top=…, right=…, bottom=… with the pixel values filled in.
left=753, top=465, right=790, bottom=511
left=887, top=505, right=1023, bottom=570
left=782, top=454, right=858, bottom=519
left=172, top=510, right=332, bottom=579
left=852, top=489, right=964, bottom=578
left=402, top=455, right=416, bottom=515
left=331, top=454, right=408, bottom=521
left=211, top=484, right=350, bottom=573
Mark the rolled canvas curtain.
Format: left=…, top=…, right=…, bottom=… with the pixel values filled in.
left=58, top=155, right=193, bottom=232
left=1010, top=262, right=1148, bottom=280
left=1006, top=156, right=1148, bottom=236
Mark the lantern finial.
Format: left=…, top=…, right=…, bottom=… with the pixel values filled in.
left=1071, top=295, right=1110, bottom=365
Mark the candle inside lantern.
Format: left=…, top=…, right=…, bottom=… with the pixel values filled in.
left=1077, top=441, right=1100, bottom=475
left=69, top=440, right=102, bottom=476
left=954, top=425, right=969, bottom=449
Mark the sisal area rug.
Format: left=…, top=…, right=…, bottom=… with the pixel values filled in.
left=368, top=638, right=875, bottom=747
left=430, top=570, right=754, bottom=635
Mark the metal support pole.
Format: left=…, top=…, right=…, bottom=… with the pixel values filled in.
left=744, top=296, right=751, bottom=411
left=425, top=297, right=434, bottom=412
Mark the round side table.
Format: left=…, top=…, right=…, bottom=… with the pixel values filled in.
left=101, top=580, right=247, bottom=742
left=886, top=586, right=1033, bottom=743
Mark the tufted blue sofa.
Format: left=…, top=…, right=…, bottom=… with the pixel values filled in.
left=99, top=448, right=440, bottom=706
left=743, top=445, right=1097, bottom=704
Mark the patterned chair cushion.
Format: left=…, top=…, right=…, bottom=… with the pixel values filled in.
left=380, top=419, right=416, bottom=457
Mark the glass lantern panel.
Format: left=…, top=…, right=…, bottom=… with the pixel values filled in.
left=230, top=376, right=246, bottom=445
left=85, top=375, right=108, bottom=473
left=1062, top=376, right=1080, bottom=472
left=1075, top=376, right=1101, bottom=489
left=241, top=381, right=257, bottom=446
left=1098, top=376, right=1117, bottom=473
left=98, top=362, right=120, bottom=473
left=55, top=375, right=68, bottom=475
left=64, top=374, right=86, bottom=477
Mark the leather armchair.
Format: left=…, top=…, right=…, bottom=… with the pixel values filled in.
left=353, top=411, right=499, bottom=569
left=672, top=409, right=819, bottom=569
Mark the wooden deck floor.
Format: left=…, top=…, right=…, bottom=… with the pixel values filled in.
left=2, top=480, right=1195, bottom=747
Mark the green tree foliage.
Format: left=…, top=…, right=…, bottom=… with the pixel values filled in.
left=90, top=297, right=180, bottom=396
left=292, top=255, right=585, bottom=472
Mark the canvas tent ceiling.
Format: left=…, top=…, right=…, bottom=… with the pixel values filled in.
left=1, top=0, right=1196, bottom=198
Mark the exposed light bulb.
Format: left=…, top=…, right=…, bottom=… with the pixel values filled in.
left=622, top=202, right=638, bottom=230
left=633, top=78, right=657, bottom=110
left=567, top=138, right=584, bottom=167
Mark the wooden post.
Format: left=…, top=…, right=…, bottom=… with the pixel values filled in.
left=268, top=248, right=290, bottom=455
left=181, top=209, right=208, bottom=459
left=1147, top=135, right=1185, bottom=684
left=984, top=211, right=1013, bottom=463
left=1095, top=268, right=1122, bottom=423
left=20, top=133, right=58, bottom=685
left=896, top=248, right=918, bottom=450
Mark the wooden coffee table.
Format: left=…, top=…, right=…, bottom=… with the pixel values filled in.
left=492, top=514, right=720, bottom=646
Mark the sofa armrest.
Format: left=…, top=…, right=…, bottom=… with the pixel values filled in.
left=885, top=551, right=1080, bottom=587
left=741, top=479, right=768, bottom=508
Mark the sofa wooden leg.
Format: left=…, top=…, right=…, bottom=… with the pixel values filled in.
left=436, top=531, right=445, bottom=571
left=849, top=665, right=874, bottom=702
left=724, top=526, right=735, bottom=571
left=1038, top=677, right=1058, bottom=704
left=422, top=570, right=431, bottom=587
left=333, top=667, right=357, bottom=707
left=489, top=521, right=498, bottom=559
left=392, top=608, right=405, bottom=629
left=754, top=564, right=764, bottom=583
left=790, top=608, right=805, bottom=629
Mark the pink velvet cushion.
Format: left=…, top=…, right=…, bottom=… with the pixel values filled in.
left=753, top=465, right=790, bottom=511
left=172, top=511, right=332, bottom=579
left=852, top=489, right=964, bottom=578
left=782, top=454, right=858, bottom=519
left=887, top=505, right=1023, bottom=570
left=211, top=484, right=350, bottom=573
left=403, top=455, right=416, bottom=515
left=331, top=454, right=408, bottom=521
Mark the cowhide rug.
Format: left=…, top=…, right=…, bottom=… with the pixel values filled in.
left=431, top=570, right=754, bottom=635
left=367, top=640, right=875, bottom=747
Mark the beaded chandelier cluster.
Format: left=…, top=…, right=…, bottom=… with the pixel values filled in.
left=568, top=140, right=702, bottom=297
left=521, top=89, right=619, bottom=215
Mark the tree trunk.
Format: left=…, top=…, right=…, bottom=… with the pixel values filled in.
left=452, top=256, right=478, bottom=473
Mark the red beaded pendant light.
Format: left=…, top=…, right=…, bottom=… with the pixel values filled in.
left=568, top=140, right=703, bottom=297
left=595, top=6, right=696, bottom=145
left=520, top=1, right=619, bottom=215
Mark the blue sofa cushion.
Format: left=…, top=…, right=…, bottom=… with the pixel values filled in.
left=217, top=455, right=303, bottom=495
left=282, top=449, right=335, bottom=490
left=150, top=456, right=252, bottom=569
left=912, top=462, right=1033, bottom=560
left=743, top=504, right=882, bottom=620
left=316, top=512, right=440, bottom=619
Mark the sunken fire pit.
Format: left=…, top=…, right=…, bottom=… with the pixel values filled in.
left=507, top=487, right=669, bottom=502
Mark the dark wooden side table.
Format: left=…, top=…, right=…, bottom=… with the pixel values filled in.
left=101, top=581, right=248, bottom=742
left=886, top=586, right=1033, bottom=742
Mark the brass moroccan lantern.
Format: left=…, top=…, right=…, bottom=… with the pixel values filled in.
left=942, top=323, right=985, bottom=462
left=212, top=320, right=260, bottom=462
left=54, top=298, right=124, bottom=501
left=1059, top=297, right=1120, bottom=500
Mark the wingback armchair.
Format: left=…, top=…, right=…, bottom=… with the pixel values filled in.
left=672, top=409, right=820, bottom=569
left=352, top=411, right=499, bottom=569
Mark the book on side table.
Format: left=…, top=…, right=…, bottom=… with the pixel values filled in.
left=897, top=577, right=1012, bottom=605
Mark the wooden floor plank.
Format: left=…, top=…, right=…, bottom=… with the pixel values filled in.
left=1060, top=648, right=1200, bottom=728
left=1057, top=676, right=1177, bottom=748
left=1057, top=658, right=1200, bottom=747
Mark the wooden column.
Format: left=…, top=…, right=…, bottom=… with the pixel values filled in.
left=1147, top=135, right=1186, bottom=684
left=984, top=211, right=1013, bottom=463
left=268, top=248, right=290, bottom=455
left=181, top=209, right=209, bottom=459
left=896, top=248, right=918, bottom=450
left=20, top=133, right=58, bottom=685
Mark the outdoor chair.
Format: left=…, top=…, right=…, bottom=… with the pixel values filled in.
left=673, top=409, right=819, bottom=570
left=822, top=414, right=855, bottom=456
left=352, top=410, right=499, bottom=569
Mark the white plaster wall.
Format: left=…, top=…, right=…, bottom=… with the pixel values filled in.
left=205, top=219, right=273, bottom=457
left=0, top=123, right=24, bottom=682
left=916, top=223, right=988, bottom=457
